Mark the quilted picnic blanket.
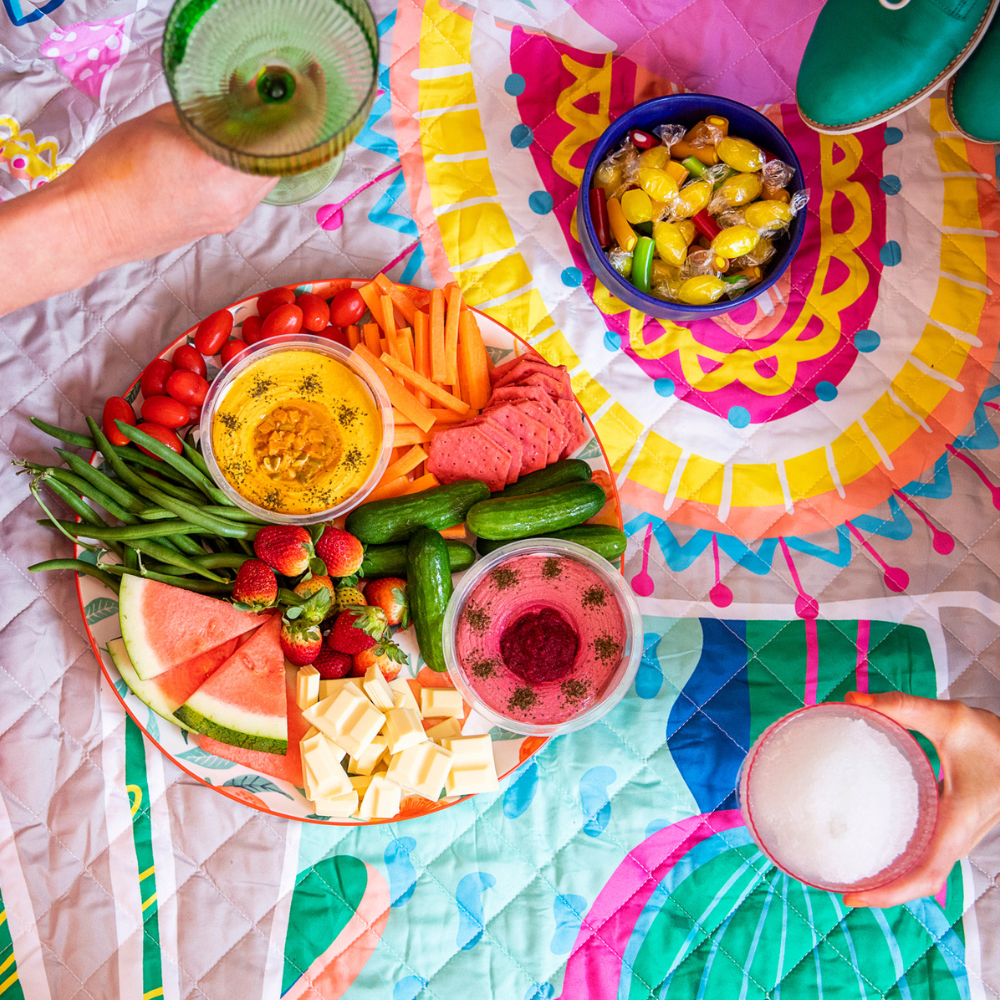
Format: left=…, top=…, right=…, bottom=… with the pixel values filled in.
left=2, top=0, right=1000, bottom=997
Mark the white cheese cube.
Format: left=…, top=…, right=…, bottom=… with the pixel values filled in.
left=442, top=734, right=499, bottom=795
left=425, top=717, right=462, bottom=742
left=350, top=773, right=376, bottom=796
left=312, top=790, right=359, bottom=818
left=318, top=676, right=364, bottom=700
left=420, top=687, right=464, bottom=719
left=386, top=742, right=453, bottom=800
left=359, top=774, right=402, bottom=820
left=382, top=707, right=427, bottom=754
left=348, top=736, right=387, bottom=776
left=302, top=726, right=320, bottom=742
left=303, top=739, right=352, bottom=799
left=296, top=665, right=321, bottom=709
left=363, top=665, right=395, bottom=710
left=301, top=731, right=346, bottom=763
left=307, top=685, right=384, bottom=759
left=388, top=678, right=420, bottom=715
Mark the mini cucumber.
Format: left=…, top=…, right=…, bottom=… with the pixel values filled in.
left=497, top=458, right=591, bottom=498
left=406, top=528, right=453, bottom=672
left=360, top=540, right=475, bottom=578
left=476, top=524, right=626, bottom=560
left=346, top=480, right=489, bottom=544
left=466, top=480, right=607, bottom=541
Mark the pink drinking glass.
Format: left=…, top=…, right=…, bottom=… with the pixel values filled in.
left=738, top=702, right=939, bottom=893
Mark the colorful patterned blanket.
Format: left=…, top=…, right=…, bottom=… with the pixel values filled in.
left=1, top=0, right=999, bottom=997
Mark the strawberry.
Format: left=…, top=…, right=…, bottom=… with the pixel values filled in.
left=315, top=526, right=364, bottom=577
left=291, top=576, right=335, bottom=623
left=313, top=645, right=352, bottom=680
left=294, top=574, right=335, bottom=601
left=327, top=606, right=389, bottom=655
left=364, top=577, right=410, bottom=628
left=350, top=639, right=408, bottom=681
left=280, top=618, right=323, bottom=665
left=232, top=559, right=277, bottom=612
left=254, top=525, right=313, bottom=577
left=335, top=586, right=367, bottom=613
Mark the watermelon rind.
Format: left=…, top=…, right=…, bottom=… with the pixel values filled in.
left=174, top=703, right=288, bottom=755
left=108, top=637, right=197, bottom=733
left=119, top=575, right=261, bottom=681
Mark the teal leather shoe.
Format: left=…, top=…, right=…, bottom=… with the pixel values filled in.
left=949, top=13, right=1000, bottom=141
left=797, top=0, right=999, bottom=133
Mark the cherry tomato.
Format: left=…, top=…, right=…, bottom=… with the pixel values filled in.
left=261, top=303, right=303, bottom=339
left=140, top=359, right=173, bottom=398
left=221, top=339, right=249, bottom=365
left=255, top=287, right=295, bottom=318
left=328, top=288, right=366, bottom=327
left=186, top=403, right=203, bottom=426
left=141, top=395, right=189, bottom=428
left=295, top=292, right=331, bottom=333
left=102, top=396, right=136, bottom=447
left=193, top=309, right=233, bottom=356
left=171, top=344, right=207, bottom=379
left=135, top=422, right=182, bottom=458
left=165, top=369, right=209, bottom=406
left=318, top=326, right=350, bottom=347
left=242, top=314, right=264, bottom=345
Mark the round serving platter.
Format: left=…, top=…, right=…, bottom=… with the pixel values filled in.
left=75, top=278, right=624, bottom=825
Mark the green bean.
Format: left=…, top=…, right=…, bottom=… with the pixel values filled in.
left=28, top=558, right=120, bottom=594
left=39, top=518, right=204, bottom=541
left=54, top=448, right=146, bottom=514
left=124, top=547, right=138, bottom=571
left=29, top=417, right=94, bottom=449
left=100, top=564, right=232, bottom=594
left=130, top=468, right=205, bottom=505
left=115, top=446, right=194, bottom=485
left=137, top=505, right=265, bottom=524
left=132, top=553, right=248, bottom=576
left=42, top=476, right=105, bottom=528
left=167, top=532, right=208, bottom=556
left=117, top=422, right=230, bottom=505
left=45, top=468, right=139, bottom=524
left=182, top=438, right=213, bottom=480
left=87, top=418, right=255, bottom=539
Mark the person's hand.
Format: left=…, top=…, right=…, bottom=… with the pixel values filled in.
left=842, top=690, right=1000, bottom=908
left=0, top=104, right=277, bottom=316
left=61, top=103, right=277, bottom=269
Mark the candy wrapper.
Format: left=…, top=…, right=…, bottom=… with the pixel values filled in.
left=730, top=237, right=776, bottom=270
left=595, top=142, right=638, bottom=200
left=708, top=172, right=763, bottom=214
left=681, top=249, right=726, bottom=279
left=607, top=247, right=633, bottom=279
left=722, top=275, right=752, bottom=299
left=654, top=122, right=686, bottom=152
left=762, top=157, right=795, bottom=189
left=650, top=259, right=684, bottom=302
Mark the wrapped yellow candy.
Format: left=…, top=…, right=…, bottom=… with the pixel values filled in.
left=671, top=179, right=712, bottom=218
left=652, top=221, right=689, bottom=268
left=731, top=236, right=775, bottom=269
left=675, top=219, right=697, bottom=246
left=637, top=167, right=680, bottom=203
left=650, top=259, right=684, bottom=301
left=711, top=224, right=760, bottom=260
left=677, top=275, right=726, bottom=305
left=640, top=146, right=670, bottom=170
left=717, top=136, right=764, bottom=173
left=717, top=172, right=762, bottom=207
left=744, top=200, right=794, bottom=232
left=621, top=188, right=654, bottom=225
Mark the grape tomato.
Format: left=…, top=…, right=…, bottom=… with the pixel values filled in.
left=194, top=309, right=233, bottom=356
left=255, top=287, right=295, bottom=318
left=220, top=339, right=249, bottom=365
left=136, top=422, right=182, bottom=457
left=295, top=292, right=331, bottom=332
left=328, top=288, right=366, bottom=327
left=171, top=344, right=207, bottom=379
left=261, top=303, right=303, bottom=339
left=140, top=359, right=173, bottom=398
left=165, top=369, right=209, bottom=406
left=141, top=395, right=189, bottom=428
left=102, top=397, right=136, bottom=447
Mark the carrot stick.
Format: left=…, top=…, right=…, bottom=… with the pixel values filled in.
left=379, top=445, right=428, bottom=485
left=381, top=295, right=400, bottom=359
left=354, top=344, right=437, bottom=432
left=358, top=283, right=384, bottom=328
left=378, top=352, right=470, bottom=415
left=389, top=285, right=417, bottom=326
left=398, top=328, right=414, bottom=370
left=363, top=323, right=381, bottom=356
left=346, top=325, right=361, bottom=349
left=373, top=273, right=392, bottom=294
left=439, top=523, right=467, bottom=539
left=365, top=476, right=412, bottom=502
left=394, top=425, right=433, bottom=446
left=430, top=409, right=472, bottom=424
left=459, top=311, right=491, bottom=409
left=429, top=289, right=447, bottom=383
left=444, top=284, right=461, bottom=386
left=403, top=473, right=439, bottom=495
left=413, top=311, right=431, bottom=407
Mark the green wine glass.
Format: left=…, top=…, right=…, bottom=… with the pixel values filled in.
left=162, top=0, right=378, bottom=206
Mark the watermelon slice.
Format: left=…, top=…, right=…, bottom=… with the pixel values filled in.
left=108, top=631, right=256, bottom=731
left=119, top=575, right=263, bottom=681
left=198, top=666, right=309, bottom=785
left=174, top=615, right=288, bottom=754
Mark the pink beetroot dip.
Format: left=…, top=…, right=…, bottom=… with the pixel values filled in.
left=453, top=553, right=626, bottom=725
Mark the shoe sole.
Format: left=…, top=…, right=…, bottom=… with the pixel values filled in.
left=945, top=77, right=1000, bottom=143
left=798, top=0, right=1000, bottom=134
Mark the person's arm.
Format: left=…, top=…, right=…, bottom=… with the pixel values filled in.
left=842, top=689, right=1000, bottom=908
left=0, top=104, right=276, bottom=318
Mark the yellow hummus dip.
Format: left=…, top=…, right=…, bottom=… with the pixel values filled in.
left=211, top=350, right=381, bottom=516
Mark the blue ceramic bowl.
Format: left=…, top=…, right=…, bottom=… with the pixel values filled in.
left=578, top=93, right=807, bottom=321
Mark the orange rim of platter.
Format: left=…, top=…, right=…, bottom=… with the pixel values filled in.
left=74, top=279, right=626, bottom=825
